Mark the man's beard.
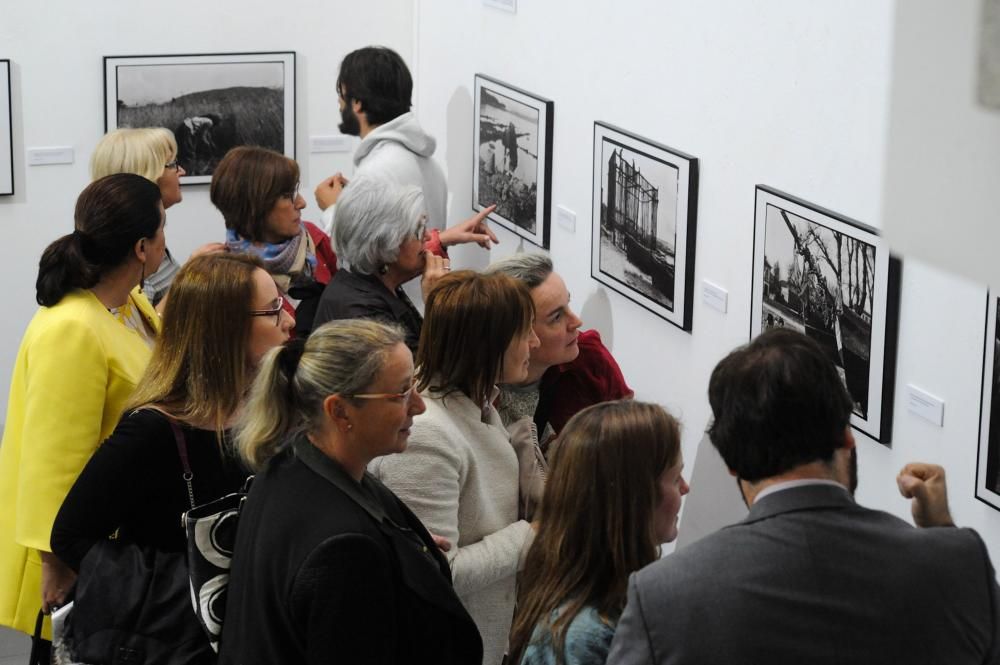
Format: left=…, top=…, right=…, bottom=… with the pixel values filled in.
left=339, top=103, right=361, bottom=136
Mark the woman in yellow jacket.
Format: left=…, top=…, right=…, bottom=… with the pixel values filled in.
left=0, top=173, right=165, bottom=646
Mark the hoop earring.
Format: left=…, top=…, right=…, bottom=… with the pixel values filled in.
left=379, top=264, right=389, bottom=275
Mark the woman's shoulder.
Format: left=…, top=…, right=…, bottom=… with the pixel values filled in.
left=523, top=606, right=615, bottom=665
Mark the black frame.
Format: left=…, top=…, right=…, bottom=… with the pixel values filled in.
left=976, top=293, right=1000, bottom=511
left=1, top=59, right=12, bottom=196
left=590, top=121, right=698, bottom=331
left=751, top=185, right=901, bottom=444
left=472, top=74, right=553, bottom=248
left=103, top=51, right=296, bottom=185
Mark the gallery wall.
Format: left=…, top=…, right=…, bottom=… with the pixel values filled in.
left=0, top=0, right=413, bottom=410
left=413, top=0, right=1000, bottom=561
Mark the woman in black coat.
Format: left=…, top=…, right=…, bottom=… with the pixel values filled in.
left=219, top=319, right=482, bottom=665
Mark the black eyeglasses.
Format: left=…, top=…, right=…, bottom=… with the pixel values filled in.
left=250, top=297, right=285, bottom=326
left=164, top=159, right=180, bottom=171
left=282, top=184, right=301, bottom=202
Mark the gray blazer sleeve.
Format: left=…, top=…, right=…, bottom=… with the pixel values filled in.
left=607, top=572, right=657, bottom=665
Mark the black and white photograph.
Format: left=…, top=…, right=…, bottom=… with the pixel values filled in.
left=976, top=294, right=1000, bottom=511
left=1, top=59, right=12, bottom=196
left=590, top=122, right=698, bottom=331
left=472, top=74, right=552, bottom=248
left=104, top=52, right=295, bottom=184
left=751, top=186, right=900, bottom=443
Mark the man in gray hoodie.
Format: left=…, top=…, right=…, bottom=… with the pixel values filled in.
left=316, top=47, right=447, bottom=236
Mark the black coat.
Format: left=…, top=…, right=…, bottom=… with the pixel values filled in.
left=312, top=269, right=423, bottom=352
left=218, top=438, right=482, bottom=665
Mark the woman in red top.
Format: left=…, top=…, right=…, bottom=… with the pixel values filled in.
left=211, top=146, right=338, bottom=337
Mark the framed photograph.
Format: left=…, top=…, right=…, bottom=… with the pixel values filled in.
left=977, top=294, right=1000, bottom=511
left=751, top=186, right=901, bottom=443
left=473, top=74, right=553, bottom=248
left=590, top=122, right=698, bottom=331
left=1, top=59, right=12, bottom=196
left=104, top=52, right=295, bottom=184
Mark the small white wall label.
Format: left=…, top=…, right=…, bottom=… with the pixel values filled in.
left=27, top=146, right=74, bottom=166
left=702, top=280, right=728, bottom=313
left=906, top=384, right=945, bottom=427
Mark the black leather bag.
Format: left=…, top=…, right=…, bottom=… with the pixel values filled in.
left=66, top=541, right=212, bottom=665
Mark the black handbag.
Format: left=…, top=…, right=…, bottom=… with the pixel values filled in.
left=60, top=419, right=213, bottom=665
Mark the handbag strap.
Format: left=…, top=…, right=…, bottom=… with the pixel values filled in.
left=170, top=420, right=197, bottom=510
left=28, top=609, right=45, bottom=665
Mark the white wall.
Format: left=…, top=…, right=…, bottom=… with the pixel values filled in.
left=415, top=0, right=1000, bottom=562
left=0, top=0, right=413, bottom=415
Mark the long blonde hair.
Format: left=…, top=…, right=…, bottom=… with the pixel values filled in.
left=90, top=127, right=177, bottom=183
left=236, top=319, right=405, bottom=471
left=125, top=254, right=262, bottom=432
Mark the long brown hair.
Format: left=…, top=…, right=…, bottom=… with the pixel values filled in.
left=508, top=400, right=681, bottom=665
left=415, top=270, right=533, bottom=405
left=125, top=253, right=263, bottom=432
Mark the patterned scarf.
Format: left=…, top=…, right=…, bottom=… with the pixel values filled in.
left=225, top=224, right=317, bottom=292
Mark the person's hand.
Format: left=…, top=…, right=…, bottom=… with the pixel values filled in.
left=190, top=242, right=226, bottom=257
left=421, top=254, right=451, bottom=301
left=40, top=551, right=76, bottom=614
left=438, top=205, right=499, bottom=250
left=897, top=462, right=955, bottom=528
left=314, top=173, right=348, bottom=210
left=430, top=533, right=452, bottom=552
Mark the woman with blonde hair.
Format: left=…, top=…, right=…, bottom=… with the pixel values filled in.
left=0, top=174, right=164, bottom=648
left=91, top=127, right=221, bottom=306
left=52, top=253, right=292, bottom=573
left=219, top=319, right=482, bottom=664
left=370, top=270, right=540, bottom=665
left=507, top=400, right=689, bottom=665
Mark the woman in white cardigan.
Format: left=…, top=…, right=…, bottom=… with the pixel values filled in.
left=370, top=270, right=540, bottom=665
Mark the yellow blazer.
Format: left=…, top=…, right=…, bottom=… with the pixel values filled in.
left=0, top=288, right=159, bottom=636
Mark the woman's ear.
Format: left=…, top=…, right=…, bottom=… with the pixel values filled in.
left=322, top=394, right=352, bottom=433
left=134, top=238, right=147, bottom=263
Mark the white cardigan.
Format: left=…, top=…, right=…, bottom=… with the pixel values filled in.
left=369, top=388, right=533, bottom=665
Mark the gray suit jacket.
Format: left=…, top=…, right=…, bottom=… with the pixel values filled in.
left=607, top=484, right=1000, bottom=665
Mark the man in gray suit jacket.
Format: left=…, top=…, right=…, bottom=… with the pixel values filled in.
left=608, top=329, right=1000, bottom=665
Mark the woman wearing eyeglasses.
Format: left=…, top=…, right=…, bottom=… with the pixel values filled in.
left=210, top=146, right=338, bottom=337
left=219, top=319, right=483, bottom=665
left=91, top=127, right=224, bottom=308
left=313, top=174, right=496, bottom=353
left=51, top=254, right=292, bottom=651
left=370, top=270, right=540, bottom=665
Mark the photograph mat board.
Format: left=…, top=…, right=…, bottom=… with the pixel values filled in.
left=977, top=294, right=1000, bottom=510
left=1, top=60, right=12, bottom=196
left=751, top=187, right=894, bottom=442
left=590, top=121, right=696, bottom=331
left=472, top=74, right=552, bottom=248
left=104, top=52, right=295, bottom=185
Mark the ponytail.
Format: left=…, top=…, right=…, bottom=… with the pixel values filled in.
left=34, top=174, right=161, bottom=307
left=236, top=340, right=304, bottom=471
left=35, top=233, right=99, bottom=306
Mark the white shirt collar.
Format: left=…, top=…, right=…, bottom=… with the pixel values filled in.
left=753, top=478, right=847, bottom=504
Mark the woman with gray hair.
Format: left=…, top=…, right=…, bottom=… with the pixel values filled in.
left=312, top=174, right=497, bottom=351
left=219, top=319, right=483, bottom=664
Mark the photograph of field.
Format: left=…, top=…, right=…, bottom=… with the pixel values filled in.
left=105, top=53, right=295, bottom=183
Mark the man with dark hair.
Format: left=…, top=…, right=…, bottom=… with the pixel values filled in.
left=608, top=329, right=1000, bottom=665
left=315, top=46, right=447, bottom=238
